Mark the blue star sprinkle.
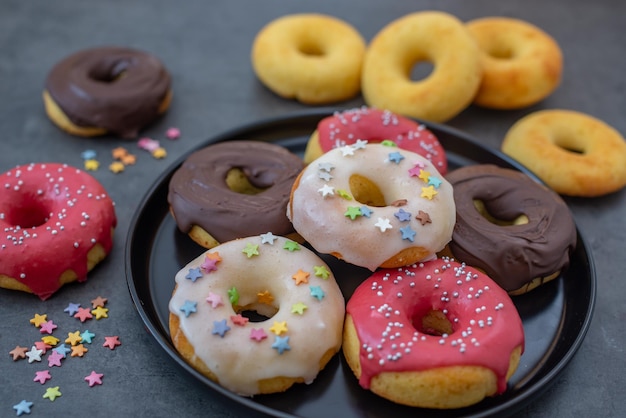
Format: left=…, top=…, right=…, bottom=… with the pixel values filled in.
left=53, top=344, right=71, bottom=358
left=394, top=208, right=412, bottom=222
left=428, top=176, right=442, bottom=188
left=80, top=330, right=96, bottom=344
left=212, top=319, right=231, bottom=338
left=272, top=336, right=291, bottom=354
left=388, top=151, right=405, bottom=164
left=185, top=267, right=203, bottom=282
left=180, top=300, right=198, bottom=317
left=359, top=206, right=373, bottom=218
left=310, top=286, right=325, bottom=301
left=400, top=226, right=416, bottom=242
left=12, top=400, right=33, bottom=416
left=63, top=302, right=81, bottom=316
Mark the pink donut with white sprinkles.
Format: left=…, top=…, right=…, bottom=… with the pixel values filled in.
left=0, top=163, right=117, bottom=300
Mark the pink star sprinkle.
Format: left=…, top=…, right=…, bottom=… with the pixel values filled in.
left=39, top=320, right=58, bottom=334
left=34, top=341, right=52, bottom=354
left=230, top=314, right=249, bottom=326
left=165, top=127, right=181, bottom=140
left=249, top=328, right=267, bottom=342
left=47, top=350, right=63, bottom=367
left=206, top=292, right=223, bottom=308
left=201, top=256, right=219, bottom=273
left=103, top=336, right=121, bottom=350
left=137, top=137, right=160, bottom=152
left=34, top=370, right=52, bottom=384
left=85, top=371, right=104, bottom=387
left=408, top=164, right=425, bottom=177
left=74, top=307, right=93, bottom=322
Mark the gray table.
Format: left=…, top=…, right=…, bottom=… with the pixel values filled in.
left=1, top=1, right=624, bottom=417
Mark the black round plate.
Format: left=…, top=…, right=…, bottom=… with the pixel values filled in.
left=125, top=109, right=596, bottom=418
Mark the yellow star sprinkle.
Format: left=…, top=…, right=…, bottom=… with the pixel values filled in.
left=84, top=159, right=100, bottom=171
left=91, top=306, right=109, bottom=320
left=421, top=185, right=438, bottom=200
left=269, top=321, right=288, bottom=335
left=109, top=161, right=125, bottom=173
left=292, top=269, right=310, bottom=285
left=152, top=147, right=167, bottom=159
left=65, top=331, right=83, bottom=346
left=121, top=154, right=137, bottom=165
left=257, top=290, right=274, bottom=305
left=291, top=302, right=308, bottom=315
left=29, top=314, right=47, bottom=328
left=418, top=169, right=431, bottom=183
left=42, top=336, right=60, bottom=346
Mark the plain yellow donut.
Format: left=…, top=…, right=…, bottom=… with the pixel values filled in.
left=502, top=109, right=626, bottom=197
left=467, top=17, right=563, bottom=109
left=361, top=11, right=482, bottom=123
left=251, top=13, right=366, bottom=104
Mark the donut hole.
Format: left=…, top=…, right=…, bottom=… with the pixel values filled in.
left=349, top=174, right=386, bottom=207
left=235, top=294, right=279, bottom=323
left=88, top=59, right=130, bottom=83
left=296, top=40, right=325, bottom=57
left=553, top=135, right=586, bottom=154
left=473, top=200, right=529, bottom=226
left=225, top=168, right=268, bottom=195
left=413, top=309, right=453, bottom=336
left=409, top=61, right=435, bottom=81
left=485, top=43, right=515, bottom=60
left=4, top=197, right=51, bottom=228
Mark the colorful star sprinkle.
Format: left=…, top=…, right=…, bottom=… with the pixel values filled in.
left=250, top=328, right=267, bottom=342
left=227, top=287, right=240, bottom=305
left=416, top=210, right=432, bottom=225
left=33, top=370, right=52, bottom=384
left=292, top=269, right=310, bottom=285
left=257, top=290, right=274, bottom=305
left=185, top=267, right=203, bottom=282
left=12, top=400, right=33, bottom=416
left=25, top=346, right=43, bottom=363
left=212, top=319, right=231, bottom=337
left=230, top=314, right=249, bottom=326
left=63, top=302, right=81, bottom=316
left=271, top=336, right=291, bottom=354
left=283, top=240, right=300, bottom=252
left=53, top=344, right=71, bottom=358
left=74, top=307, right=93, bottom=322
left=242, top=243, right=259, bottom=258
left=91, top=306, right=109, bottom=320
left=206, top=292, right=224, bottom=308
left=400, top=225, right=416, bottom=242
left=165, top=127, right=181, bottom=140
left=291, top=302, right=308, bottom=315
left=388, top=151, right=405, bottom=164
left=179, top=300, right=197, bottom=317
left=313, top=265, right=331, bottom=279
left=42, top=386, right=62, bottom=401
left=29, top=314, right=47, bottom=328
left=360, top=206, right=373, bottom=217
left=269, top=321, right=288, bottom=336
left=80, top=330, right=96, bottom=344
left=260, top=232, right=278, bottom=245
left=84, top=159, right=100, bottom=171
left=41, top=336, right=59, bottom=346
left=394, top=208, right=412, bottom=222
left=39, top=320, right=57, bottom=334
left=103, top=336, right=121, bottom=350
left=318, top=184, right=335, bottom=197
left=310, top=286, right=326, bottom=301
left=421, top=185, right=438, bottom=200
left=345, top=206, right=362, bottom=220
left=91, top=296, right=108, bottom=308
left=84, top=371, right=104, bottom=387
left=108, top=161, right=125, bottom=174
left=47, top=351, right=63, bottom=367
left=374, top=217, right=393, bottom=232
left=152, top=147, right=167, bottom=159
left=201, top=253, right=221, bottom=272
left=70, top=344, right=88, bottom=358
left=65, top=331, right=83, bottom=346
left=9, top=346, right=28, bottom=361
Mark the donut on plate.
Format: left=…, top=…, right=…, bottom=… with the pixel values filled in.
left=251, top=13, right=366, bottom=104
left=501, top=109, right=626, bottom=197
left=43, top=46, right=172, bottom=138
left=343, top=257, right=524, bottom=408
left=169, top=234, right=345, bottom=396
left=361, top=11, right=482, bottom=123
left=0, top=163, right=117, bottom=300
left=445, top=164, right=577, bottom=295
left=288, top=142, right=456, bottom=271
left=466, top=17, right=563, bottom=109
left=304, top=107, right=448, bottom=174
left=167, top=141, right=304, bottom=249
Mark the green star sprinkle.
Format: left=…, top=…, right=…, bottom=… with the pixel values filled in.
left=313, top=265, right=331, bottom=279
left=336, top=189, right=352, bottom=200
left=242, top=243, right=259, bottom=258
left=43, top=386, right=62, bottom=401
left=381, top=139, right=397, bottom=147
left=344, top=206, right=362, bottom=220
left=228, top=287, right=240, bottom=305
left=291, top=302, right=308, bottom=315
left=283, top=240, right=300, bottom=252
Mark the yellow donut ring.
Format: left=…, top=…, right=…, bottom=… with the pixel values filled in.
left=361, top=11, right=482, bottom=123
left=251, top=13, right=366, bottom=104
left=502, top=109, right=626, bottom=197
left=467, top=17, right=563, bottom=109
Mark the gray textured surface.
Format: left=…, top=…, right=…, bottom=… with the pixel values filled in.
left=1, top=1, right=624, bottom=417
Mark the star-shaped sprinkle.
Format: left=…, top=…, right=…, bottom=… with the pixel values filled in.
left=138, top=137, right=160, bottom=151
left=250, top=328, right=267, bottom=342
left=81, top=330, right=96, bottom=344
left=74, top=307, right=93, bottom=322
left=394, top=208, right=412, bottom=222
left=427, top=176, right=442, bottom=188
left=257, top=290, right=274, bottom=305
left=260, top=232, right=277, bottom=245
left=103, top=336, right=121, bottom=350
left=108, top=161, right=125, bottom=173
left=34, top=341, right=51, bottom=353
left=400, top=226, right=417, bottom=242
left=81, top=149, right=97, bottom=160
left=310, top=286, right=326, bottom=301
left=112, top=147, right=128, bottom=159
left=166, top=127, right=181, bottom=140
left=388, top=151, right=405, bottom=164
left=242, top=243, right=259, bottom=258
left=34, top=369, right=52, bottom=384
left=29, top=313, right=47, bottom=327
left=283, top=240, right=300, bottom=252
left=416, top=210, right=432, bottom=225
left=9, top=346, right=28, bottom=361
left=84, top=159, right=100, bottom=171
left=318, top=162, right=334, bottom=172
left=353, top=139, right=368, bottom=149
left=185, top=267, right=203, bottom=282
left=47, top=350, right=63, bottom=367
left=340, top=145, right=355, bottom=156
left=85, top=371, right=104, bottom=387
left=318, top=184, right=335, bottom=197
left=408, top=164, right=425, bottom=177
left=201, top=252, right=222, bottom=272
left=212, top=319, right=231, bottom=337
left=313, top=265, right=330, bottom=279
left=390, top=199, right=408, bottom=207
left=91, top=306, right=109, bottom=320
left=374, top=217, right=393, bottom=232
left=152, top=147, right=167, bottom=159
left=230, top=314, right=249, bottom=326
left=41, top=336, right=59, bottom=346
left=421, top=185, right=438, bottom=200
left=272, top=336, right=291, bottom=354
left=418, top=169, right=431, bottom=182
left=71, top=344, right=88, bottom=358
left=121, top=154, right=137, bottom=165
left=318, top=170, right=333, bottom=181
left=25, top=346, right=43, bottom=363
left=334, top=189, right=351, bottom=201
left=39, top=320, right=57, bottom=334
left=53, top=344, right=71, bottom=358
left=291, top=302, right=308, bottom=315
left=179, top=300, right=197, bottom=317
left=206, top=292, right=223, bottom=308
left=360, top=206, right=373, bottom=217
left=269, top=321, right=288, bottom=336
left=380, top=139, right=397, bottom=147
left=91, top=296, right=108, bottom=308
left=63, top=302, right=81, bottom=316
left=65, top=331, right=83, bottom=346
left=344, top=206, right=362, bottom=220
left=43, top=386, right=62, bottom=401
left=228, top=287, right=240, bottom=305
left=292, top=269, right=310, bottom=285
left=12, top=400, right=33, bottom=416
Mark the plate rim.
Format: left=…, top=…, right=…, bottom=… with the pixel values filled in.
left=125, top=108, right=597, bottom=418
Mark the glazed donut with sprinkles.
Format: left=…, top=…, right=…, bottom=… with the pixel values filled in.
left=0, top=163, right=117, bottom=300
left=343, top=257, right=524, bottom=409
left=168, top=234, right=345, bottom=396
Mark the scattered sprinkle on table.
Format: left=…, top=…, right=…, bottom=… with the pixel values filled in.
left=84, top=371, right=104, bottom=387
left=12, top=400, right=33, bottom=416
left=9, top=346, right=28, bottom=361
left=102, top=336, right=121, bottom=350
left=42, top=386, right=62, bottom=401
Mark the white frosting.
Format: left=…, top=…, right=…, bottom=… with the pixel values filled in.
left=168, top=234, right=345, bottom=396
left=288, top=142, right=455, bottom=270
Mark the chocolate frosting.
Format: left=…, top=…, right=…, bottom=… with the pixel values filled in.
left=167, top=141, right=304, bottom=243
left=45, top=46, right=171, bottom=138
left=446, top=164, right=577, bottom=292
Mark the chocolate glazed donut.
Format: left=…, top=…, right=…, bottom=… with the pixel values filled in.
left=446, top=164, right=577, bottom=295
left=167, top=141, right=304, bottom=246
left=44, top=46, right=171, bottom=138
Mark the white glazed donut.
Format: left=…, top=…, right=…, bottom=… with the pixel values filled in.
left=288, top=142, right=456, bottom=271
left=168, top=234, right=345, bottom=396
